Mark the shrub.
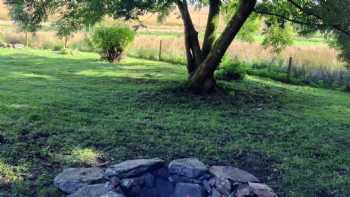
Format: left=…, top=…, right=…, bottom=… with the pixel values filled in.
left=345, top=85, right=350, bottom=92
left=216, top=57, right=248, bottom=81
left=92, top=26, right=135, bottom=62
left=52, top=44, right=64, bottom=51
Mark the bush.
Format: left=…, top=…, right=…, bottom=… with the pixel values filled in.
left=92, top=26, right=135, bottom=63
left=216, top=57, right=248, bottom=81
left=345, top=85, right=350, bottom=92
left=53, top=44, right=64, bottom=51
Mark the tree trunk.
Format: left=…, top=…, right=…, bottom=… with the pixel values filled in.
left=64, top=36, right=68, bottom=49
left=202, top=0, right=221, bottom=58
left=25, top=32, right=29, bottom=48
left=177, top=0, right=256, bottom=93
left=177, top=0, right=203, bottom=76
left=189, top=0, right=257, bottom=92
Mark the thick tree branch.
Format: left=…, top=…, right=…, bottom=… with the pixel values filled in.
left=287, top=0, right=350, bottom=36
left=190, top=0, right=257, bottom=89
left=253, top=9, right=320, bottom=27
left=202, top=0, right=221, bottom=59
left=176, top=0, right=202, bottom=74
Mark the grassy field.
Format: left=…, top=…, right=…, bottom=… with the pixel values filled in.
left=0, top=48, right=349, bottom=196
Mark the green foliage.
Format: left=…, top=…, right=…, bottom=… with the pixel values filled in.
left=216, top=56, right=248, bottom=81
left=92, top=26, right=135, bottom=62
left=222, top=1, right=261, bottom=43
left=5, top=0, right=57, bottom=33
left=345, top=85, right=350, bottom=92
left=54, top=18, right=83, bottom=48
left=55, top=18, right=82, bottom=39
left=256, top=0, right=350, bottom=62
left=52, top=44, right=64, bottom=51
left=333, top=33, right=350, bottom=69
left=237, top=16, right=261, bottom=43
left=262, top=22, right=295, bottom=54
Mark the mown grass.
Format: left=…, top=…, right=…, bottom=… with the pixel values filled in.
left=0, top=48, right=349, bottom=197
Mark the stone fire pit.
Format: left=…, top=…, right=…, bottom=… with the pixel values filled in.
left=54, top=158, right=277, bottom=197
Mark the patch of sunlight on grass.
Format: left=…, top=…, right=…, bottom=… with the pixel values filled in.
left=0, top=160, right=24, bottom=185
left=305, top=104, right=350, bottom=123
left=248, top=75, right=319, bottom=93
left=76, top=68, right=173, bottom=80
left=76, top=69, right=147, bottom=79
left=63, top=148, right=102, bottom=166
left=7, top=104, right=33, bottom=110
left=10, top=72, right=55, bottom=80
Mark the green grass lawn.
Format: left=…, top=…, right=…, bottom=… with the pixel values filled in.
left=0, top=48, right=349, bottom=197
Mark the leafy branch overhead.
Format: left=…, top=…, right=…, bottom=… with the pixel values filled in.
left=5, top=0, right=350, bottom=92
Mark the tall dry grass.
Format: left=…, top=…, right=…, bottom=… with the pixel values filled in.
left=0, top=29, right=88, bottom=49
left=130, top=35, right=345, bottom=70
left=0, top=0, right=9, bottom=20
left=129, top=35, right=350, bottom=89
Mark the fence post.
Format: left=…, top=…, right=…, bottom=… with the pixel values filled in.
left=287, top=56, right=293, bottom=82
left=159, top=40, right=163, bottom=61
left=25, top=32, right=29, bottom=48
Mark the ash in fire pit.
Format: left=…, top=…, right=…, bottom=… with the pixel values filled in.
left=54, top=158, right=277, bottom=197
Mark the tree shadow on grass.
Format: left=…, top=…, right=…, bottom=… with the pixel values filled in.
left=0, top=52, right=289, bottom=110
left=133, top=79, right=287, bottom=110
left=0, top=52, right=336, bottom=109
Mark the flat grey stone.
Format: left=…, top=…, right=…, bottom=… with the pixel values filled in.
left=67, top=183, right=124, bottom=197
left=54, top=168, right=105, bottom=194
left=235, top=183, right=277, bottom=197
left=248, top=182, right=277, bottom=197
left=105, top=158, right=164, bottom=178
left=215, top=177, right=232, bottom=195
left=174, top=182, right=206, bottom=197
left=209, top=166, right=259, bottom=183
left=168, top=158, right=208, bottom=178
